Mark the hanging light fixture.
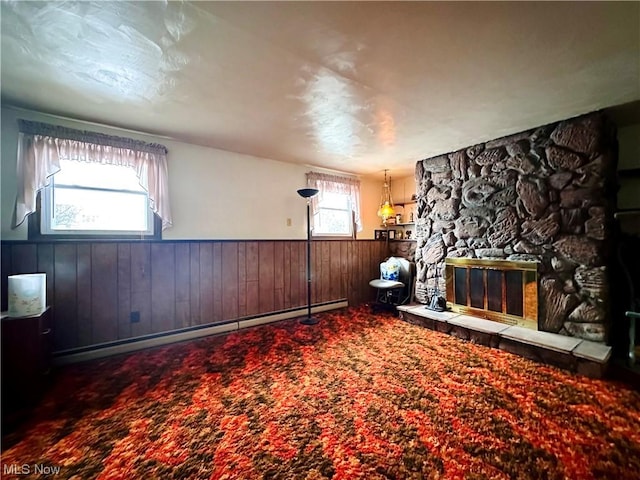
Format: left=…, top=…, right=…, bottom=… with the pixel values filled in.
left=377, top=169, right=395, bottom=225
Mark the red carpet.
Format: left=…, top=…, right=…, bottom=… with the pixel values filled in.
left=2, top=307, right=640, bottom=479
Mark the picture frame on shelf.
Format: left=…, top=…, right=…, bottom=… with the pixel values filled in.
left=374, top=229, right=388, bottom=241
left=388, top=229, right=396, bottom=240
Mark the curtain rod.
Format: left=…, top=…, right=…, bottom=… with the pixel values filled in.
left=4, top=104, right=175, bottom=141
left=303, top=164, right=360, bottom=179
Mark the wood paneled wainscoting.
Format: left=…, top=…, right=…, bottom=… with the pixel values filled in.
left=1, top=240, right=388, bottom=356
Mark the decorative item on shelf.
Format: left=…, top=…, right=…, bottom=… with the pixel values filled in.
left=411, top=193, right=417, bottom=201
left=8, top=273, right=46, bottom=317
left=395, top=213, right=402, bottom=224
left=405, top=230, right=412, bottom=239
left=297, top=187, right=320, bottom=326
left=409, top=211, right=414, bottom=223
left=397, top=230, right=404, bottom=239
left=374, top=229, right=389, bottom=241
left=377, top=169, right=395, bottom=226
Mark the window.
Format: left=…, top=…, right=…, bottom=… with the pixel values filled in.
left=306, top=171, right=362, bottom=238
left=313, top=191, right=353, bottom=237
left=14, top=119, right=172, bottom=238
left=40, top=160, right=154, bottom=236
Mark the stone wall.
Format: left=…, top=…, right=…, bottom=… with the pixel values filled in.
left=389, top=240, right=417, bottom=261
left=414, top=112, right=617, bottom=342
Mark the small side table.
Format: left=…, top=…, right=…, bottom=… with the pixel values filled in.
left=1, top=307, right=53, bottom=432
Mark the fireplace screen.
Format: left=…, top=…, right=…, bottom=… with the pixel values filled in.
left=445, top=258, right=538, bottom=330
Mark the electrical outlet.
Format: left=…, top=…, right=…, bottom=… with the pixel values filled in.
left=130, top=311, right=140, bottom=323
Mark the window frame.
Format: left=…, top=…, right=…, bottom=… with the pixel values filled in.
left=28, top=159, right=161, bottom=241
left=29, top=190, right=162, bottom=241
left=311, top=192, right=356, bottom=239
left=15, top=119, right=171, bottom=235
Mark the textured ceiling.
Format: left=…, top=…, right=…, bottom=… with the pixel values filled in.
left=1, top=1, right=638, bottom=178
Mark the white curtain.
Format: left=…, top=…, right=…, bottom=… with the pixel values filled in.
left=13, top=120, right=172, bottom=230
left=306, top=171, right=362, bottom=232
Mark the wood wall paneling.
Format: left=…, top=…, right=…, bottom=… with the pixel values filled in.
left=130, top=243, right=151, bottom=294
left=212, top=243, right=223, bottom=323
left=282, top=242, right=291, bottom=310
left=91, top=243, right=118, bottom=344
left=321, top=242, right=331, bottom=304
left=12, top=244, right=38, bottom=274
left=299, top=242, right=306, bottom=308
left=76, top=244, right=92, bottom=347
left=37, top=243, right=54, bottom=310
left=273, top=241, right=284, bottom=312
left=130, top=243, right=151, bottom=338
left=237, top=242, right=247, bottom=317
left=117, top=243, right=131, bottom=340
left=258, top=242, right=275, bottom=313
left=221, top=242, right=239, bottom=321
left=340, top=242, right=349, bottom=305
left=289, top=242, right=299, bottom=309
left=1, top=240, right=388, bottom=352
left=199, top=243, right=214, bottom=324
left=189, top=243, right=200, bottom=326
left=175, top=243, right=191, bottom=329
left=151, top=243, right=176, bottom=334
left=246, top=242, right=260, bottom=316
left=330, top=241, right=341, bottom=301
left=54, top=244, right=78, bottom=350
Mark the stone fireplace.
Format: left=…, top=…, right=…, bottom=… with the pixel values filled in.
left=414, top=112, right=617, bottom=342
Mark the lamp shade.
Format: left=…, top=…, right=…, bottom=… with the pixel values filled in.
left=8, top=273, right=46, bottom=317
left=378, top=201, right=395, bottom=219
left=297, top=188, right=319, bottom=198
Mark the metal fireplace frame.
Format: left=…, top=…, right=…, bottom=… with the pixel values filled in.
left=445, top=257, right=539, bottom=330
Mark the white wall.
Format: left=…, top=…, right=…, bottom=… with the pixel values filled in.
left=390, top=174, right=418, bottom=205
left=1, top=106, right=381, bottom=240
left=359, top=177, right=384, bottom=239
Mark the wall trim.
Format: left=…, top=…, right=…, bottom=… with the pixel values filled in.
left=0, top=239, right=383, bottom=245
left=53, top=300, right=348, bottom=366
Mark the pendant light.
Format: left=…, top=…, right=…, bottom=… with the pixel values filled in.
left=377, top=169, right=395, bottom=225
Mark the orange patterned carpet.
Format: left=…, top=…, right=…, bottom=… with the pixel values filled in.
left=2, top=306, right=640, bottom=479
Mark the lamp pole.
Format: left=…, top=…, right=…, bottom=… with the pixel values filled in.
left=297, top=188, right=319, bottom=325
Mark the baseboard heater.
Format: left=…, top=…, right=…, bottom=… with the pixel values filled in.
left=53, top=299, right=348, bottom=366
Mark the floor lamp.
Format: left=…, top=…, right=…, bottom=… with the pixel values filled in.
left=297, top=187, right=319, bottom=325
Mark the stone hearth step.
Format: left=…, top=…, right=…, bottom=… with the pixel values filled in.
left=397, top=304, right=611, bottom=378
left=500, top=325, right=582, bottom=353
left=448, top=314, right=511, bottom=335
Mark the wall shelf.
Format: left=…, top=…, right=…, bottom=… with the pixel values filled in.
left=380, top=223, right=415, bottom=228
